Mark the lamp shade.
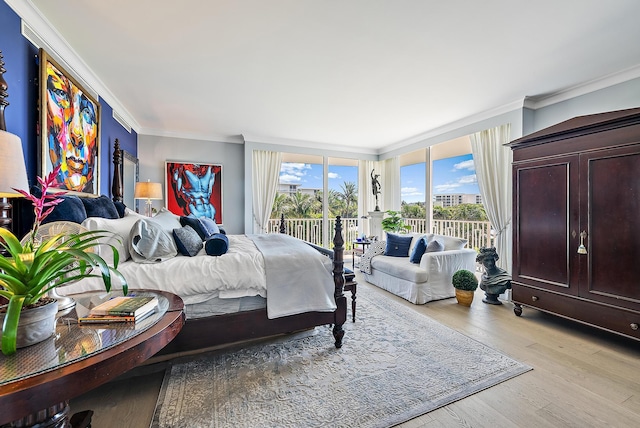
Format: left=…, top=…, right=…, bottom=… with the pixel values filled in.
left=134, top=181, right=163, bottom=200
left=0, top=130, right=29, bottom=198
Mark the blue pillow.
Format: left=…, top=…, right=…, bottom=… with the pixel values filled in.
left=180, top=216, right=220, bottom=240
left=113, top=200, right=126, bottom=218
left=204, top=233, right=229, bottom=256
left=81, top=195, right=119, bottom=219
left=384, top=233, right=413, bottom=257
left=179, top=216, right=205, bottom=239
left=409, top=237, right=427, bottom=263
left=41, top=194, right=88, bottom=224
left=173, top=226, right=203, bottom=257
left=198, top=217, right=220, bottom=236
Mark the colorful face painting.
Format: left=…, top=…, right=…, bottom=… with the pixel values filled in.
left=45, top=58, right=99, bottom=193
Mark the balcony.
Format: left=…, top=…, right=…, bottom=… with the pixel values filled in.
left=267, top=217, right=493, bottom=251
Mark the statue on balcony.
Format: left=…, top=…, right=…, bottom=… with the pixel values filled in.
left=371, top=169, right=381, bottom=211
left=476, top=247, right=511, bottom=305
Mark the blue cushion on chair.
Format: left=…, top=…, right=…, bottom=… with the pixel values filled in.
left=409, top=237, right=427, bottom=263
left=384, top=233, right=413, bottom=257
left=204, top=233, right=229, bottom=256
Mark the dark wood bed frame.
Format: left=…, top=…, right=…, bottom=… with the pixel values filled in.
left=111, top=141, right=347, bottom=354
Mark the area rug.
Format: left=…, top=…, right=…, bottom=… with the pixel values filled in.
left=151, top=290, right=532, bottom=428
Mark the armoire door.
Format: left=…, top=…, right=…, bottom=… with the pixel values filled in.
left=580, top=144, right=640, bottom=311
left=513, top=154, right=580, bottom=295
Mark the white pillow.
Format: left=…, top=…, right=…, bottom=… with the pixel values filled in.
left=81, top=211, right=145, bottom=262
left=426, top=233, right=468, bottom=251
left=151, top=208, right=182, bottom=232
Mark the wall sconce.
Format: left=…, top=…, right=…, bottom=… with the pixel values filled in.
left=134, top=180, right=163, bottom=217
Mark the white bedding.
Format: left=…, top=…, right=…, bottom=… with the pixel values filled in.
left=60, top=234, right=336, bottom=318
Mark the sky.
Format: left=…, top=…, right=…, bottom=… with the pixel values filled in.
left=279, top=154, right=479, bottom=202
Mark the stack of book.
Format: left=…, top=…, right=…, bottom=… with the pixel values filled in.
left=78, top=296, right=159, bottom=324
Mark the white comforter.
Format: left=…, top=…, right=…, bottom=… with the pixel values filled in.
left=60, top=234, right=336, bottom=318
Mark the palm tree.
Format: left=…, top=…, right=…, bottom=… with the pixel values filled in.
left=288, top=191, right=315, bottom=218
left=271, top=192, right=289, bottom=218
left=339, top=181, right=358, bottom=218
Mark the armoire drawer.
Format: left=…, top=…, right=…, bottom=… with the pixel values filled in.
left=512, top=284, right=640, bottom=341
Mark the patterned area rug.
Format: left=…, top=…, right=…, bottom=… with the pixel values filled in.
left=152, top=291, right=531, bottom=428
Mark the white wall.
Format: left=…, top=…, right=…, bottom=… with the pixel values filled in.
left=137, top=135, right=245, bottom=234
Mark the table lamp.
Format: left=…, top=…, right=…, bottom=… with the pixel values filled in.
left=0, top=130, right=29, bottom=232
left=134, top=180, right=163, bottom=217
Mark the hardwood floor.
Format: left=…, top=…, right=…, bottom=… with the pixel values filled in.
left=70, top=271, right=640, bottom=427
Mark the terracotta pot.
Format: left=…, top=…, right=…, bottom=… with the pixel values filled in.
left=455, top=289, right=474, bottom=307
left=0, top=299, right=58, bottom=349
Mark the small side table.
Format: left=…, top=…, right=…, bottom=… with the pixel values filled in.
left=352, top=240, right=371, bottom=269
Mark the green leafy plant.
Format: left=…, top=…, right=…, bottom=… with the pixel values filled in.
left=0, top=166, right=127, bottom=355
left=381, top=210, right=411, bottom=233
left=452, top=269, right=478, bottom=291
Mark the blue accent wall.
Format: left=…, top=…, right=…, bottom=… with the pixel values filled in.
left=0, top=0, right=137, bottom=196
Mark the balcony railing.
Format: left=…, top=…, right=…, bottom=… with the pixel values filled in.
left=267, top=217, right=493, bottom=250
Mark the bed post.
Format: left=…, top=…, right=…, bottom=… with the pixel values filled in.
left=112, top=139, right=123, bottom=202
left=279, top=213, right=286, bottom=234
left=332, top=216, right=347, bottom=348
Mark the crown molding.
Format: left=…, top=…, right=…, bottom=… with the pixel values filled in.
left=7, top=0, right=141, bottom=133
left=524, top=64, right=640, bottom=109
left=241, top=133, right=379, bottom=156
left=140, top=127, right=245, bottom=144
left=381, top=98, right=527, bottom=154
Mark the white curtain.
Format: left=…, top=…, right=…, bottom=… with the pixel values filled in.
left=252, top=150, right=282, bottom=233
left=382, top=156, right=400, bottom=212
left=358, top=160, right=377, bottom=216
left=470, top=124, right=512, bottom=271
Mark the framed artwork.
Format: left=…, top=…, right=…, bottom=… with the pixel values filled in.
left=165, top=161, right=223, bottom=224
left=39, top=49, right=100, bottom=195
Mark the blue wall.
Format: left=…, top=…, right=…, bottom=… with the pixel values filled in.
left=0, top=1, right=137, bottom=196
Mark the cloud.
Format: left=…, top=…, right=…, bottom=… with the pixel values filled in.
left=401, top=187, right=422, bottom=197
left=328, top=172, right=339, bottom=179
left=434, top=183, right=462, bottom=192
left=458, top=174, right=477, bottom=184
left=453, top=159, right=475, bottom=171
left=280, top=163, right=311, bottom=183
left=280, top=173, right=302, bottom=183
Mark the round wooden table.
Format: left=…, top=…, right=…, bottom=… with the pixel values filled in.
left=0, top=290, right=184, bottom=427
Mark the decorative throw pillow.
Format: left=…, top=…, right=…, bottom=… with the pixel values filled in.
left=204, top=233, right=229, bottom=256
left=173, top=225, right=203, bottom=257
left=129, top=218, right=178, bottom=263
left=179, top=216, right=221, bottom=240
left=113, top=200, right=127, bottom=218
left=425, top=239, right=444, bottom=253
left=409, top=237, right=428, bottom=263
left=198, top=216, right=220, bottom=236
left=384, top=233, right=413, bottom=257
left=41, top=195, right=88, bottom=224
left=426, top=233, right=468, bottom=250
left=81, top=195, right=120, bottom=219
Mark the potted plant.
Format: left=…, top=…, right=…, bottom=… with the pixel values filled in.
left=0, top=166, right=127, bottom=355
left=452, top=269, right=478, bottom=306
left=381, top=210, right=411, bottom=233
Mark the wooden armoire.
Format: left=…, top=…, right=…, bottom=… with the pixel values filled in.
left=507, top=107, right=640, bottom=342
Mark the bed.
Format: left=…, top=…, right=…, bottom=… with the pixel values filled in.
left=56, top=142, right=347, bottom=354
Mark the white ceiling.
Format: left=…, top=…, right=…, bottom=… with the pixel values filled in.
left=20, top=0, right=640, bottom=153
